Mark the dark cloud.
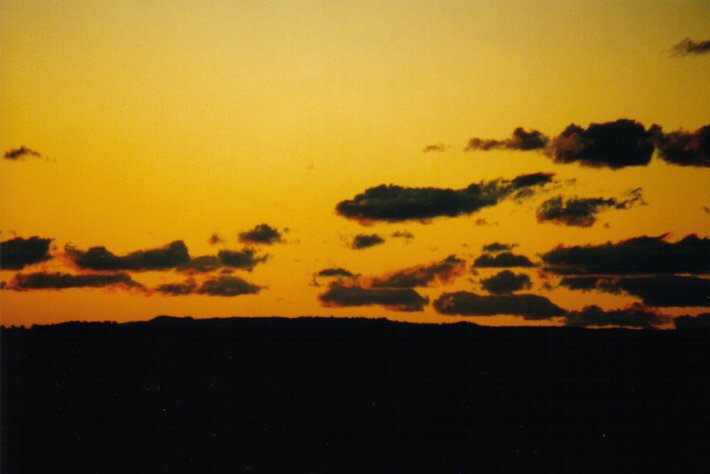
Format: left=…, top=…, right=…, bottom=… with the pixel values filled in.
left=217, top=248, right=268, bottom=271
left=480, top=270, right=532, bottom=294
left=559, top=275, right=710, bottom=307
left=422, top=144, right=447, bottom=153
left=177, top=256, right=222, bottom=274
left=208, top=233, right=225, bottom=246
left=3, top=146, right=42, bottom=161
left=671, top=37, right=710, bottom=56
left=6, top=272, right=143, bottom=291
left=482, top=242, right=515, bottom=253
left=316, top=268, right=355, bottom=278
left=319, top=283, right=428, bottom=312
left=391, top=230, right=414, bottom=240
left=197, top=276, right=261, bottom=297
left=674, top=313, right=710, bottom=329
left=154, top=279, right=198, bottom=295
left=351, top=234, right=385, bottom=249
left=1, top=236, right=52, bottom=270
left=239, top=224, right=283, bottom=245
left=549, top=119, right=655, bottom=169
left=565, top=304, right=668, bottom=329
left=336, top=172, right=554, bottom=223
left=370, top=255, right=466, bottom=288
left=536, top=188, right=644, bottom=227
left=66, top=241, right=190, bottom=271
left=542, top=234, right=710, bottom=275
left=650, top=124, right=710, bottom=167
left=434, top=291, right=566, bottom=319
left=466, top=127, right=549, bottom=152
left=473, top=252, right=535, bottom=268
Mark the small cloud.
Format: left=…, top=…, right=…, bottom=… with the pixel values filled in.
left=316, top=268, right=355, bottom=278
left=208, top=233, right=225, bottom=246
left=218, top=248, right=268, bottom=271
left=536, top=188, right=644, bottom=227
left=434, top=291, right=566, bottom=319
left=351, top=234, right=385, bottom=250
left=154, top=275, right=261, bottom=297
left=674, top=313, right=710, bottom=329
left=239, top=224, right=284, bottom=245
left=3, top=146, right=42, bottom=161
left=370, top=255, right=466, bottom=288
left=422, top=143, right=447, bottom=153
left=466, top=127, right=548, bottom=152
left=670, top=37, right=710, bottom=56
left=565, top=304, right=668, bottom=329
left=482, top=242, right=516, bottom=253
left=1, top=236, right=53, bottom=270
left=480, top=270, right=532, bottom=294
left=177, top=256, right=222, bottom=274
left=473, top=252, right=535, bottom=268
left=319, top=282, right=428, bottom=312
left=391, top=230, right=414, bottom=240
left=650, top=124, right=710, bottom=167
left=5, top=272, right=143, bottom=291
left=154, top=279, right=198, bottom=295
left=66, top=241, right=190, bottom=271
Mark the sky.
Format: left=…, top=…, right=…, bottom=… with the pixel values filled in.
left=1, top=0, right=709, bottom=328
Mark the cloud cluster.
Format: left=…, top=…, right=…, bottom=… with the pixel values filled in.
left=671, top=37, right=710, bottom=56
left=66, top=241, right=190, bottom=271
left=319, top=283, right=428, bottom=312
left=473, top=252, right=535, bottom=268
left=5, top=272, right=142, bottom=291
left=1, top=236, right=53, bottom=270
left=480, top=270, right=532, bottom=294
left=3, top=146, right=42, bottom=161
left=565, top=304, right=669, bottom=329
left=239, top=224, right=284, bottom=245
left=370, top=255, right=465, bottom=288
left=351, top=234, right=385, bottom=249
left=434, top=291, right=566, bottom=319
left=155, top=275, right=261, bottom=297
left=536, top=188, right=644, bottom=227
left=336, top=172, right=554, bottom=223
left=466, top=127, right=549, bottom=151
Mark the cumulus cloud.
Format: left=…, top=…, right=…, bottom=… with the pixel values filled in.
left=319, top=282, right=428, bottom=312
left=1, top=236, right=53, bottom=270
left=482, top=242, right=516, bottom=253
left=473, top=252, right=535, bottom=268
left=536, top=188, right=644, bottom=227
left=351, top=234, right=385, bottom=249
left=422, top=143, right=447, bottom=153
left=66, top=241, right=190, bottom=271
left=5, top=272, right=143, bottom=291
left=217, top=248, right=268, bottom=271
left=565, top=304, right=668, bottom=329
left=3, top=146, right=42, bottom=161
left=155, top=275, right=261, bottom=297
left=542, top=234, right=710, bottom=275
left=466, top=127, right=549, bottom=152
left=671, top=37, right=710, bottom=56
left=336, top=172, right=554, bottom=223
left=480, top=270, right=532, bottom=294
left=559, top=275, right=710, bottom=307
left=370, top=255, right=466, bottom=288
left=650, top=124, right=710, bottom=167
left=316, top=268, right=355, bottom=278
left=434, top=291, right=566, bottom=319
left=239, top=224, right=283, bottom=245
left=674, top=313, right=710, bottom=329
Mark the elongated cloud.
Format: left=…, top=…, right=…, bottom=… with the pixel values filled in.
left=671, top=37, right=710, bottom=56
left=66, top=241, right=190, bottom=271
left=565, top=304, right=668, bottom=329
left=3, top=146, right=42, bottom=161
left=351, top=234, right=385, bottom=249
left=239, top=224, right=283, bottom=245
left=370, top=255, right=465, bottom=288
left=674, top=313, right=710, bottom=329
left=317, top=268, right=355, bottom=278
left=651, top=124, right=710, bottom=167
left=177, top=256, right=222, bottom=274
left=466, top=127, right=549, bottom=151
left=336, top=172, right=554, bottom=223
left=217, top=248, right=268, bottom=271
left=559, top=275, right=710, bottom=307
left=473, top=252, right=535, bottom=268
left=480, top=270, right=532, bottom=294
left=6, top=272, right=143, bottom=291
left=155, top=275, right=261, bottom=297
left=1, top=237, right=52, bottom=270
left=536, top=188, right=644, bottom=227
left=422, top=143, right=447, bottom=153
left=482, top=242, right=515, bottom=253
left=542, top=234, right=710, bottom=275
left=434, top=291, right=566, bottom=319
left=319, top=282, right=428, bottom=312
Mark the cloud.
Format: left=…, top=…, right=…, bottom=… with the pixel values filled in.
left=351, top=234, right=385, bottom=249
left=671, top=37, right=710, bottom=56
left=650, top=124, right=710, bottom=167
left=465, top=127, right=549, bottom=152
left=480, top=270, right=532, bottom=294
left=565, top=304, right=668, bottom=329
left=549, top=119, right=655, bottom=169
left=434, top=291, right=566, bottom=319
left=66, top=241, right=190, bottom=271
left=370, top=255, right=466, bottom=288
left=3, top=146, right=42, bottom=161
left=316, top=268, right=355, bottom=278
left=336, top=172, right=554, bottom=223
left=154, top=279, right=198, bottom=295
left=473, top=252, right=535, bottom=268
left=542, top=234, right=710, bottom=275
left=319, top=282, right=428, bottom=312
left=391, top=230, right=414, bottom=240
left=674, top=313, right=710, bottom=329
left=239, top=224, right=283, bottom=245
left=177, top=256, right=223, bottom=274
left=482, top=242, right=515, bottom=253
left=559, top=275, right=710, bottom=307
left=155, top=275, right=261, bottom=297
left=217, top=248, right=268, bottom=271
left=208, top=233, right=225, bottom=246
left=5, top=272, right=143, bottom=291
left=536, top=188, right=644, bottom=227
left=422, top=144, right=447, bottom=153
left=1, top=236, right=53, bottom=270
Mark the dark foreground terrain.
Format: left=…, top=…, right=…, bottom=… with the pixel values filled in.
left=2, top=317, right=708, bottom=473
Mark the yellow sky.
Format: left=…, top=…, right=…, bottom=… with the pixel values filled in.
left=2, top=1, right=709, bottom=326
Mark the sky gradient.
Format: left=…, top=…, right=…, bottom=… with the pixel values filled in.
left=2, top=0, right=709, bottom=327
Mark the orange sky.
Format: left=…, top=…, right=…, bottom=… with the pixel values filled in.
left=1, top=1, right=709, bottom=327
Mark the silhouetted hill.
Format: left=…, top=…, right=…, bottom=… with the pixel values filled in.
left=2, top=316, right=708, bottom=473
